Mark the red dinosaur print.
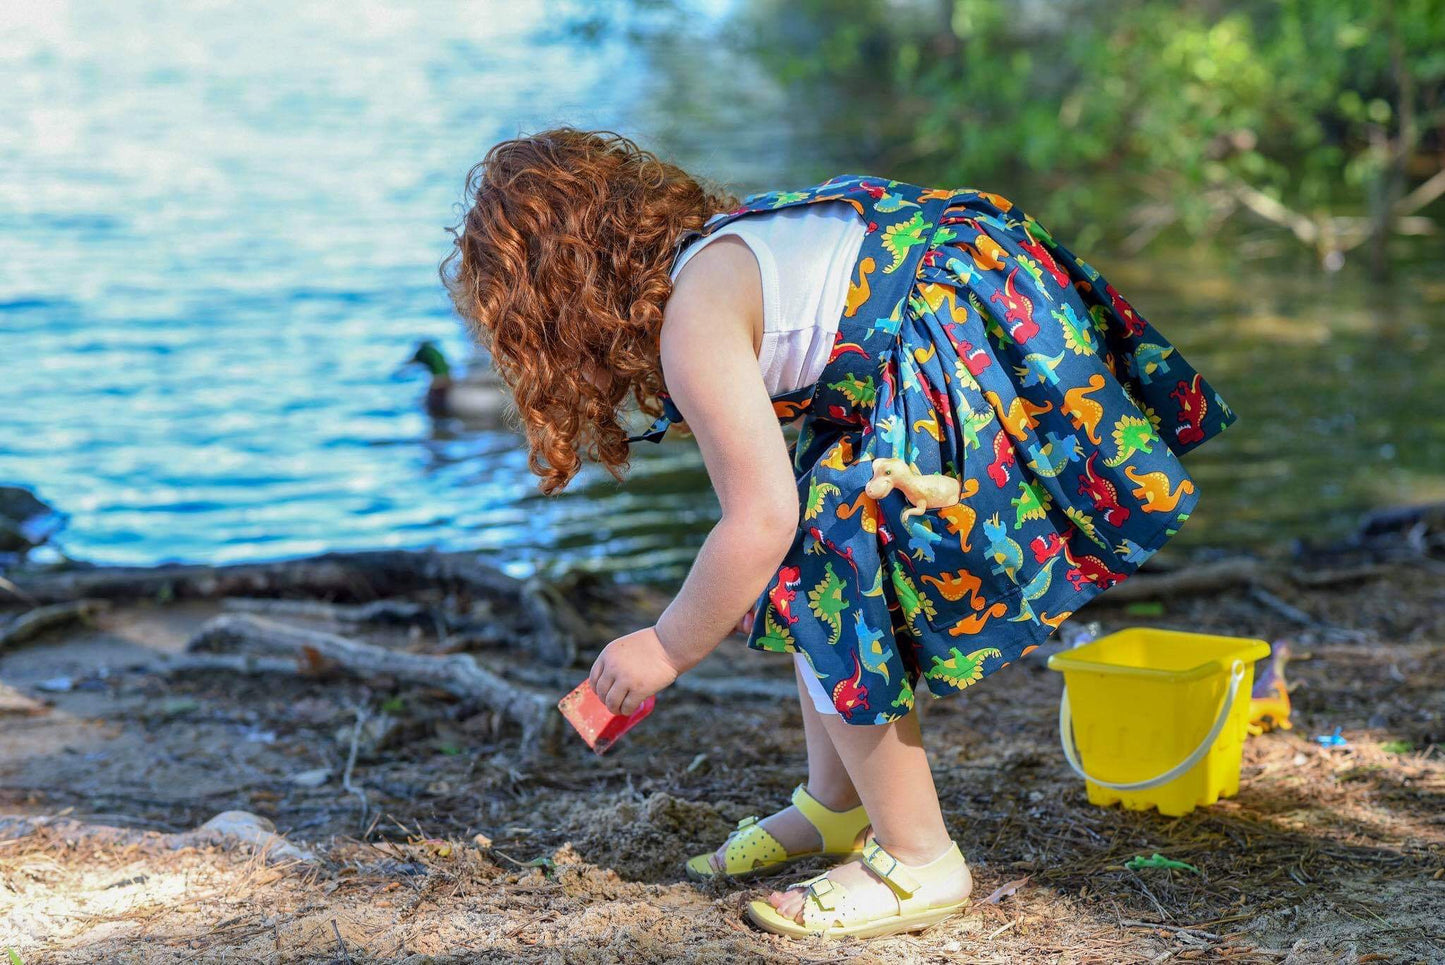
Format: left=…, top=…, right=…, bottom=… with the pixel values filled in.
left=917, top=373, right=954, bottom=428
left=1076, top=451, right=1130, bottom=528
left=828, top=340, right=868, bottom=363
left=1018, top=231, right=1070, bottom=287
left=1169, top=373, right=1209, bottom=446
left=831, top=652, right=870, bottom=713
left=1105, top=282, right=1147, bottom=337
left=1063, top=546, right=1126, bottom=591
left=1030, top=531, right=1067, bottom=563
left=989, top=267, right=1040, bottom=342
left=806, top=525, right=862, bottom=583
left=987, top=431, right=1016, bottom=488
left=768, top=565, right=802, bottom=625
left=958, top=337, right=992, bottom=377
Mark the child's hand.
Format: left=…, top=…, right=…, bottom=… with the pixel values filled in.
left=734, top=608, right=755, bottom=635
left=589, top=625, right=681, bottom=716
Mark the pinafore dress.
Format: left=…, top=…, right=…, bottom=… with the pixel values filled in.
left=627, top=175, right=1237, bottom=725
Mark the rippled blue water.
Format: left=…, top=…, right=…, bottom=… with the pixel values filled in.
left=0, top=1, right=755, bottom=579
left=5, top=3, right=1439, bottom=582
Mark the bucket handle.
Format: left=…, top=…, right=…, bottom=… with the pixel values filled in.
left=1058, top=659, right=1246, bottom=792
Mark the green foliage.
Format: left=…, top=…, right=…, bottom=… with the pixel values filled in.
left=731, top=0, right=1445, bottom=261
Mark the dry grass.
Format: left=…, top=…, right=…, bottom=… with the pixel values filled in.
left=1, top=557, right=1442, bottom=963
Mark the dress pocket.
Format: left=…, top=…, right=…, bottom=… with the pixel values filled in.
left=875, top=479, right=1025, bottom=640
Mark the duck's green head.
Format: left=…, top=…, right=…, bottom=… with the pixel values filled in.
left=408, top=340, right=451, bottom=378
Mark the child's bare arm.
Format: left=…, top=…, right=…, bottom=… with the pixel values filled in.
left=589, top=239, right=799, bottom=715
left=651, top=254, right=800, bottom=671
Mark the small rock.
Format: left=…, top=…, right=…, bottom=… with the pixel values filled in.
left=188, top=810, right=313, bottom=863
left=473, top=832, right=493, bottom=849
left=288, top=767, right=332, bottom=788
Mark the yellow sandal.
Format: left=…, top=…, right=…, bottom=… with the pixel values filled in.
left=745, top=839, right=972, bottom=939
left=684, top=784, right=870, bottom=881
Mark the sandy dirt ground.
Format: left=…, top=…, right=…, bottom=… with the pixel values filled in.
left=1, top=554, right=1442, bottom=964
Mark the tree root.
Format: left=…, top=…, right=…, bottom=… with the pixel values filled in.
left=5, top=549, right=578, bottom=665
left=186, top=613, right=560, bottom=752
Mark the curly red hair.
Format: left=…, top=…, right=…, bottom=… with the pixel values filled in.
left=440, top=128, right=739, bottom=494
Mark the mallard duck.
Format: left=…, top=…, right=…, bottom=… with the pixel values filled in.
left=401, top=341, right=512, bottom=424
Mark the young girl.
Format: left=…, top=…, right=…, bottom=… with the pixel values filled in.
left=442, top=128, right=1236, bottom=939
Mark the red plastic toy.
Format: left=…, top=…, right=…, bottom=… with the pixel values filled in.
left=557, top=680, right=655, bottom=754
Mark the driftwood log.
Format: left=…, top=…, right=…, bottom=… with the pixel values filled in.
left=4, top=550, right=579, bottom=665
left=186, top=613, right=560, bottom=751
left=0, top=599, right=109, bottom=652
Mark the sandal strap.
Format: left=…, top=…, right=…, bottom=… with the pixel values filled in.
left=860, top=841, right=922, bottom=897
left=789, top=784, right=870, bottom=853
left=802, top=874, right=847, bottom=914
left=718, top=817, right=787, bottom=875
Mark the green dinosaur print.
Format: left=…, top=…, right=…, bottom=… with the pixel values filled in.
left=769, top=191, right=810, bottom=206
left=1022, top=214, right=1056, bottom=247
left=1053, top=304, right=1097, bottom=354
left=888, top=560, right=937, bottom=636
left=961, top=408, right=994, bottom=453
left=804, top=479, right=842, bottom=520
left=1011, top=479, right=1051, bottom=527
left=1105, top=414, right=1158, bottom=467
left=1017, top=254, right=1050, bottom=294
left=1088, top=303, right=1112, bottom=334
left=882, top=212, right=930, bottom=274
left=828, top=374, right=877, bottom=408
left=926, top=647, right=1003, bottom=689
left=892, top=676, right=915, bottom=711
left=754, top=608, right=795, bottom=653
left=952, top=358, right=982, bottom=394
left=1063, top=505, right=1109, bottom=549
left=808, top=562, right=849, bottom=646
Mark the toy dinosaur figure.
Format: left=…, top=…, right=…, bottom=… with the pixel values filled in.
left=1125, top=853, right=1201, bottom=876
left=1247, top=641, right=1293, bottom=735
left=865, top=457, right=962, bottom=523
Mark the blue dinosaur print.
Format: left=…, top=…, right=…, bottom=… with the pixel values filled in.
left=626, top=174, right=1238, bottom=724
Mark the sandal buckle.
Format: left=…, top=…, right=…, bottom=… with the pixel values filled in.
left=805, top=877, right=837, bottom=911
left=736, top=815, right=759, bottom=830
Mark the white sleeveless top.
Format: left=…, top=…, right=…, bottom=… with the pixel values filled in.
left=669, top=202, right=867, bottom=395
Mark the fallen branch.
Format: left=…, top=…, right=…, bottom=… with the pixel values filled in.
left=6, top=549, right=578, bottom=665
left=187, top=613, right=559, bottom=751
left=0, top=599, right=109, bottom=652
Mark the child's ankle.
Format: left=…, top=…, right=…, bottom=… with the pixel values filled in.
left=805, top=779, right=861, bottom=812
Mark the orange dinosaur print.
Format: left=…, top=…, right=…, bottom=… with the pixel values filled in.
left=845, top=257, right=876, bottom=317
left=1124, top=465, right=1195, bottom=512
left=1063, top=374, right=1107, bottom=445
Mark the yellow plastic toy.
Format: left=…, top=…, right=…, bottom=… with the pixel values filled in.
left=1048, top=627, right=1271, bottom=817
left=1247, top=641, right=1293, bottom=735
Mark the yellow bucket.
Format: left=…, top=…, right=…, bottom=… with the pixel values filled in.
left=1047, top=628, right=1271, bottom=817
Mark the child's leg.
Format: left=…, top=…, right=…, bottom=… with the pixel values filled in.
left=765, top=703, right=971, bottom=921
left=708, top=658, right=863, bottom=871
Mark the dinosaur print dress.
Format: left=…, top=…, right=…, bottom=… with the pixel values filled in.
left=627, top=174, right=1238, bottom=725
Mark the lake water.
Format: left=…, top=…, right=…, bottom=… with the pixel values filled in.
left=3, top=1, right=1441, bottom=583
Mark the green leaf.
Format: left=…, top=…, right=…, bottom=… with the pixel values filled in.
left=1380, top=740, right=1414, bottom=754
left=1124, top=601, right=1166, bottom=617
left=9, top=947, right=25, bottom=965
